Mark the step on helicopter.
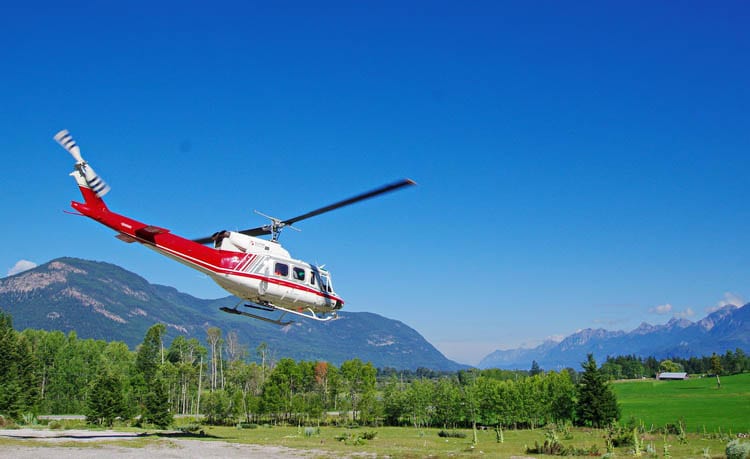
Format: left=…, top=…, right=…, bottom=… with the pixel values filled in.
left=54, top=130, right=415, bottom=325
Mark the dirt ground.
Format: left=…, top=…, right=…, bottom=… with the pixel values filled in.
left=0, top=429, right=337, bottom=458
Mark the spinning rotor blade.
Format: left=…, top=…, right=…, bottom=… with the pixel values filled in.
left=191, top=178, right=415, bottom=244
left=238, top=178, right=416, bottom=237
left=285, top=178, right=416, bottom=226
left=54, top=130, right=111, bottom=198
left=54, top=130, right=84, bottom=163
left=193, top=234, right=217, bottom=245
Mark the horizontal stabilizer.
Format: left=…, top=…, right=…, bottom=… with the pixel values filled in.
left=115, top=233, right=138, bottom=243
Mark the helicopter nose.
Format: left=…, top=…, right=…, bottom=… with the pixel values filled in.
left=334, top=300, right=343, bottom=310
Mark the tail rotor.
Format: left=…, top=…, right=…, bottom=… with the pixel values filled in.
left=54, top=130, right=111, bottom=198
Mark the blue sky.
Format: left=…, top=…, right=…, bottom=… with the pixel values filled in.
left=2, top=1, right=749, bottom=365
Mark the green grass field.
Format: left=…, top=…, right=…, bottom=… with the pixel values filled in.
left=613, top=372, right=750, bottom=433
left=186, top=424, right=735, bottom=458
left=0, top=424, right=736, bottom=458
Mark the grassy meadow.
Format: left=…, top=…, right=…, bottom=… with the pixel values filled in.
left=182, top=424, right=735, bottom=458
left=2, top=373, right=748, bottom=458
left=613, top=372, right=750, bottom=433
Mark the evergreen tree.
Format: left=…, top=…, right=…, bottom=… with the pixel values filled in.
left=530, top=360, right=543, bottom=376
left=135, top=324, right=165, bottom=383
left=86, top=370, right=126, bottom=427
left=575, top=354, right=620, bottom=427
left=0, top=312, right=38, bottom=419
left=135, top=325, right=171, bottom=428
left=142, top=375, right=172, bottom=428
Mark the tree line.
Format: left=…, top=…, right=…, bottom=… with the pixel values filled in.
left=600, top=350, right=749, bottom=380
left=0, top=311, right=619, bottom=429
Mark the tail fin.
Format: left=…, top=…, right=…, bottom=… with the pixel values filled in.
left=54, top=130, right=111, bottom=208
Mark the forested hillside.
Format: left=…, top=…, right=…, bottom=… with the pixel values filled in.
left=0, top=257, right=465, bottom=370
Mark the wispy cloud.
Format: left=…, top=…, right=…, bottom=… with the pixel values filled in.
left=649, top=303, right=672, bottom=315
left=706, top=292, right=746, bottom=313
left=7, top=259, right=37, bottom=276
left=674, top=307, right=695, bottom=319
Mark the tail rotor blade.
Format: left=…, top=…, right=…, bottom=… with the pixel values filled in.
left=82, top=164, right=111, bottom=197
left=54, top=129, right=84, bottom=163
left=54, top=129, right=110, bottom=197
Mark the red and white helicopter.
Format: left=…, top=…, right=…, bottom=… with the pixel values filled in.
left=54, top=130, right=414, bottom=325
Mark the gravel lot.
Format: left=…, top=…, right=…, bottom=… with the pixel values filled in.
left=0, top=429, right=338, bottom=458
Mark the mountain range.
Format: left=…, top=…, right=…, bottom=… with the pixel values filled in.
left=4, top=257, right=748, bottom=372
left=479, top=303, right=750, bottom=370
left=0, top=257, right=466, bottom=371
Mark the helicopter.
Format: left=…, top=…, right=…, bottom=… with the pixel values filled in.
left=54, top=130, right=415, bottom=325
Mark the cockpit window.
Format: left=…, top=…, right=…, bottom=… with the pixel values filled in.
left=319, top=272, right=333, bottom=293
left=274, top=263, right=289, bottom=277
left=292, top=267, right=305, bottom=281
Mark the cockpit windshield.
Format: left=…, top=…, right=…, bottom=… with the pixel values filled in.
left=314, top=269, right=333, bottom=293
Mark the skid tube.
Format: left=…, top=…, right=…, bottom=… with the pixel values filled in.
left=220, top=300, right=339, bottom=326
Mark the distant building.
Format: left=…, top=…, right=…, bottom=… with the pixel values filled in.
left=657, top=372, right=688, bottom=380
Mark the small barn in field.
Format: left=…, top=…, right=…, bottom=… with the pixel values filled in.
left=657, top=372, right=688, bottom=380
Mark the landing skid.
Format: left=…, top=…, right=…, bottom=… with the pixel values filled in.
left=220, top=306, right=293, bottom=326
left=220, top=300, right=339, bottom=326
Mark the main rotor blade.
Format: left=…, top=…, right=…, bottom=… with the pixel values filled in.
left=193, top=235, right=217, bottom=245
left=236, top=178, right=416, bottom=238
left=284, top=178, right=416, bottom=226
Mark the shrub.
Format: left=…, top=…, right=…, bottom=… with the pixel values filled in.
left=438, top=430, right=467, bottom=438
left=727, top=440, right=750, bottom=459
left=20, top=413, right=39, bottom=426
left=178, top=424, right=202, bottom=433
left=48, top=420, right=64, bottom=430
left=334, top=431, right=372, bottom=445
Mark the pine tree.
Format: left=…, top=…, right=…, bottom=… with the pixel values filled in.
left=87, top=371, right=126, bottom=427
left=0, top=312, right=38, bottom=419
left=576, top=354, right=620, bottom=427
left=135, top=324, right=171, bottom=428
left=142, top=375, right=172, bottom=428
left=530, top=360, right=543, bottom=376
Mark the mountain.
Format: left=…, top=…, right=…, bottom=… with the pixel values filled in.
left=0, top=257, right=467, bottom=371
left=479, top=304, right=750, bottom=370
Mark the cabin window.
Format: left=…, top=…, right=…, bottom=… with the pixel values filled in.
left=274, top=263, right=289, bottom=277
left=310, top=273, right=316, bottom=285
left=292, top=267, right=305, bottom=281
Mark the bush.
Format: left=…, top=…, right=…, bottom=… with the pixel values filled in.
left=438, top=430, right=467, bottom=438
left=727, top=440, right=750, bottom=459
left=48, top=420, right=64, bottom=430
left=20, top=413, right=39, bottom=426
left=178, top=424, right=202, bottom=433
left=334, top=430, right=373, bottom=445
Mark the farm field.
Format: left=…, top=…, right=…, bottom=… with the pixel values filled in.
left=613, top=372, right=750, bottom=433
